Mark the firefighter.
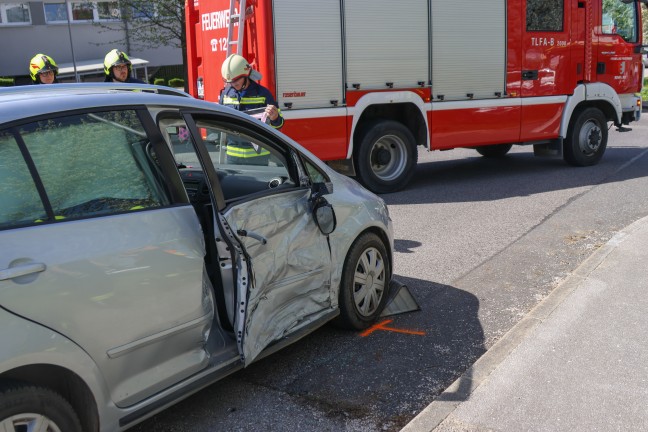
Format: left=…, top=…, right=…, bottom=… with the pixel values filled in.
left=29, top=54, right=59, bottom=85
left=103, top=49, right=145, bottom=84
left=220, top=54, right=283, bottom=165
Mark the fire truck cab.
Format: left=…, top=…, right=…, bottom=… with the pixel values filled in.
left=186, top=0, right=646, bottom=193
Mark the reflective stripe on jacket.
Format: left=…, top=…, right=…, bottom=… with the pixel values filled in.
left=219, top=81, right=284, bottom=130
left=226, top=145, right=270, bottom=158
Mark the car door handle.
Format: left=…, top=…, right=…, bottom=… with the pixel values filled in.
left=237, top=229, right=267, bottom=245
left=0, top=262, right=47, bottom=281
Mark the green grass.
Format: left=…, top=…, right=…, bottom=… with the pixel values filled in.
left=643, top=76, right=648, bottom=102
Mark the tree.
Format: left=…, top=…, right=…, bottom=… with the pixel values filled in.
left=119, top=0, right=184, bottom=51
left=93, top=0, right=186, bottom=86
left=643, top=3, right=648, bottom=45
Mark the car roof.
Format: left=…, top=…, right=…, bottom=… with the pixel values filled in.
left=0, top=83, right=222, bottom=124
left=0, top=83, right=336, bottom=182
left=0, top=82, right=191, bottom=99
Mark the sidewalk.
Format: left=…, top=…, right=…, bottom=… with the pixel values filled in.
left=402, top=216, right=648, bottom=432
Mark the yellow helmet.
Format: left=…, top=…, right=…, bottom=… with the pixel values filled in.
left=221, top=54, right=252, bottom=83
left=104, top=49, right=132, bottom=76
left=29, top=54, right=58, bottom=82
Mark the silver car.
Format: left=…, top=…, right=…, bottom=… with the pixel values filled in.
left=0, top=84, right=399, bottom=431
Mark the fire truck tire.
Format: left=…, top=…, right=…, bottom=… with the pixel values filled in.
left=476, top=144, right=513, bottom=157
left=334, top=232, right=390, bottom=330
left=564, top=107, right=608, bottom=167
left=355, top=120, right=417, bottom=194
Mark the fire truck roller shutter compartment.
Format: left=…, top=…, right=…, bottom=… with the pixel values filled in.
left=274, top=0, right=344, bottom=109
left=344, top=0, right=429, bottom=90
left=431, top=0, right=506, bottom=100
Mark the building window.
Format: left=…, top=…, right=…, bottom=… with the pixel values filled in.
left=44, top=2, right=68, bottom=22
left=527, top=0, right=564, bottom=32
left=131, top=1, right=155, bottom=19
left=70, top=1, right=93, bottom=20
left=0, top=3, right=31, bottom=25
left=44, top=1, right=121, bottom=23
left=97, top=1, right=120, bottom=21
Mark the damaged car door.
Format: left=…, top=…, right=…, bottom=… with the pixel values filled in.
left=177, top=112, right=336, bottom=365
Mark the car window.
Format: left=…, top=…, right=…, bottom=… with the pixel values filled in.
left=303, top=159, right=328, bottom=184
left=200, top=122, right=297, bottom=201
left=161, top=117, right=298, bottom=202
left=15, top=110, right=170, bottom=221
left=0, top=131, right=45, bottom=229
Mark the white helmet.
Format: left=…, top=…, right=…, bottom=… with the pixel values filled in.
left=221, top=54, right=252, bottom=82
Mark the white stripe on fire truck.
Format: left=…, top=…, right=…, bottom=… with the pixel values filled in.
left=431, top=95, right=568, bottom=111
left=280, top=95, right=568, bottom=119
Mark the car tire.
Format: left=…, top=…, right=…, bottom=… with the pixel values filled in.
left=0, top=383, right=82, bottom=432
left=355, top=120, right=417, bottom=194
left=476, top=144, right=513, bottom=157
left=564, top=107, right=608, bottom=167
left=335, top=232, right=390, bottom=330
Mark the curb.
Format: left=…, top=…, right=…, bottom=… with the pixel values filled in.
left=400, top=216, right=648, bottom=432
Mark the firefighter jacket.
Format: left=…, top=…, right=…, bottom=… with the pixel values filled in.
left=220, top=80, right=284, bottom=161
left=219, top=81, right=284, bottom=129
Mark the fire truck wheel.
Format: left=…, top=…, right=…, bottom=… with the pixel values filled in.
left=476, top=144, right=513, bottom=158
left=355, top=120, right=417, bottom=194
left=0, top=383, right=83, bottom=432
left=564, top=107, right=608, bottom=167
left=334, top=232, right=390, bottom=330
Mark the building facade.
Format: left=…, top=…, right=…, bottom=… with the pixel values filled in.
left=0, top=1, right=181, bottom=81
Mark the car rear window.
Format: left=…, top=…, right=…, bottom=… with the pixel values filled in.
left=0, top=110, right=171, bottom=228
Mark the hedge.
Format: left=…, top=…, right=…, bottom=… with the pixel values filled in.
left=168, top=78, right=184, bottom=88
left=0, top=77, right=15, bottom=87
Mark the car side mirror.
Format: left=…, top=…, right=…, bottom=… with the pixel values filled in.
left=313, top=198, right=337, bottom=235
left=309, top=182, right=336, bottom=235
left=311, top=181, right=334, bottom=196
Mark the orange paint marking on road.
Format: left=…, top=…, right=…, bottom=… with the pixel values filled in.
left=359, top=319, right=425, bottom=337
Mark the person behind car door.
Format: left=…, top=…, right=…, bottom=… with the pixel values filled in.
left=29, top=54, right=59, bottom=85
left=219, top=54, right=284, bottom=165
left=103, top=49, right=146, bottom=84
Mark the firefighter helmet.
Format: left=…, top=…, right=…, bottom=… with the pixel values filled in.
left=29, top=54, right=58, bottom=83
left=221, top=54, right=252, bottom=83
left=104, top=49, right=132, bottom=76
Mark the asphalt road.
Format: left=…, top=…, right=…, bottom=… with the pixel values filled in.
left=130, top=110, right=648, bottom=432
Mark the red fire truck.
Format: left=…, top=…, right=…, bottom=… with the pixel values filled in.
left=185, top=0, right=645, bottom=193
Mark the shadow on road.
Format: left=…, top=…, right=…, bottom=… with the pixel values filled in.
left=394, top=238, right=423, bottom=253
left=383, top=146, right=648, bottom=205
left=127, top=276, right=483, bottom=432
left=233, top=275, right=485, bottom=430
